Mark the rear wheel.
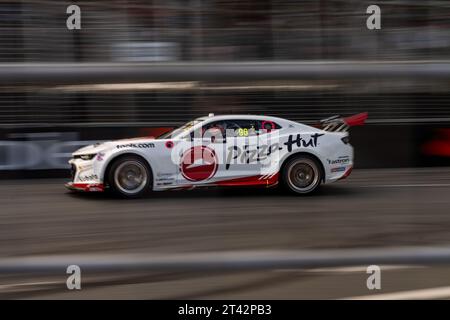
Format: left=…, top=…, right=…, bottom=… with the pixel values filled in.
left=108, top=156, right=152, bottom=198
left=282, top=155, right=322, bottom=194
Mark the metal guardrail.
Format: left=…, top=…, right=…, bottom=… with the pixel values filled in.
left=2, top=61, right=450, bottom=84
left=3, top=246, right=450, bottom=274
left=1, top=61, right=450, bottom=126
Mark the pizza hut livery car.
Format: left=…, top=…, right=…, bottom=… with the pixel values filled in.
left=66, top=113, right=367, bottom=198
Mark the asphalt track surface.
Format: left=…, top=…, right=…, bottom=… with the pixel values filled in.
left=2, top=167, right=450, bottom=299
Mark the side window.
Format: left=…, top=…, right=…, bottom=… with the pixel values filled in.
left=190, top=120, right=226, bottom=141
left=224, top=120, right=259, bottom=137
left=203, top=121, right=226, bottom=140
left=188, top=119, right=281, bottom=140
left=258, top=120, right=281, bottom=133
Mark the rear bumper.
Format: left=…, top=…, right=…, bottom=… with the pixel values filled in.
left=338, top=165, right=353, bottom=180
left=65, top=182, right=104, bottom=192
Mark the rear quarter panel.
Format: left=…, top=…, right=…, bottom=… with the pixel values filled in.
left=277, top=128, right=353, bottom=183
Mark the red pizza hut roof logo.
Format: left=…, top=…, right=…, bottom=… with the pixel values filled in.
left=165, top=141, right=174, bottom=149
left=180, top=146, right=218, bottom=182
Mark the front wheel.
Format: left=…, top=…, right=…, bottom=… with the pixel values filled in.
left=282, top=155, right=322, bottom=195
left=108, top=156, right=152, bottom=198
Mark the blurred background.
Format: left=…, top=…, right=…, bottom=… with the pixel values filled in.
left=1, top=0, right=450, bottom=299
left=1, top=0, right=450, bottom=173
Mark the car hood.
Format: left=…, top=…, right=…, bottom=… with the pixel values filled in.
left=72, top=137, right=160, bottom=156
left=72, top=141, right=114, bottom=156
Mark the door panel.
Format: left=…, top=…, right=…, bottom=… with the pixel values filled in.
left=176, top=121, right=227, bottom=186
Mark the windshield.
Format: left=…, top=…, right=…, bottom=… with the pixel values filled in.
left=157, top=119, right=204, bottom=139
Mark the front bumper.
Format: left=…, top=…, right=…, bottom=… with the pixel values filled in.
left=67, top=157, right=104, bottom=192
left=65, top=182, right=104, bottom=192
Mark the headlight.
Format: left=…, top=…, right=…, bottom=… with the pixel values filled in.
left=75, top=154, right=96, bottom=161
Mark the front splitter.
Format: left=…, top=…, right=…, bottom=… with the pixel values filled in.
left=65, top=182, right=105, bottom=192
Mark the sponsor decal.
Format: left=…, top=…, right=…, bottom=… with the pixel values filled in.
left=78, top=174, right=98, bottom=182
left=225, top=144, right=282, bottom=170
left=283, top=133, right=324, bottom=152
left=331, top=166, right=346, bottom=173
left=327, top=156, right=350, bottom=165
left=88, top=186, right=103, bottom=192
left=77, top=163, right=93, bottom=171
left=165, top=141, right=174, bottom=149
left=224, top=133, right=323, bottom=170
left=116, top=143, right=155, bottom=149
left=157, top=172, right=172, bottom=177
left=180, top=146, right=218, bottom=182
left=96, top=152, right=105, bottom=161
left=155, top=175, right=175, bottom=185
left=156, top=181, right=175, bottom=186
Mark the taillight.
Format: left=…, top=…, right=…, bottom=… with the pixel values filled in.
left=341, top=136, right=350, bottom=144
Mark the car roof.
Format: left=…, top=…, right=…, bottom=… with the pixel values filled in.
left=196, top=114, right=289, bottom=123
left=173, top=114, right=316, bottom=139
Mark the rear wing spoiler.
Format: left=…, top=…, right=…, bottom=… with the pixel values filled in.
left=316, top=112, right=368, bottom=132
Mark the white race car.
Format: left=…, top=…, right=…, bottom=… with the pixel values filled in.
left=66, top=113, right=367, bottom=198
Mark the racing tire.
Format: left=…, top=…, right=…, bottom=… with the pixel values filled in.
left=282, top=155, right=322, bottom=195
left=107, top=155, right=152, bottom=198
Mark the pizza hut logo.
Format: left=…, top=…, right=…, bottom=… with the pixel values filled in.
left=165, top=141, right=174, bottom=149
left=180, top=146, right=218, bottom=182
